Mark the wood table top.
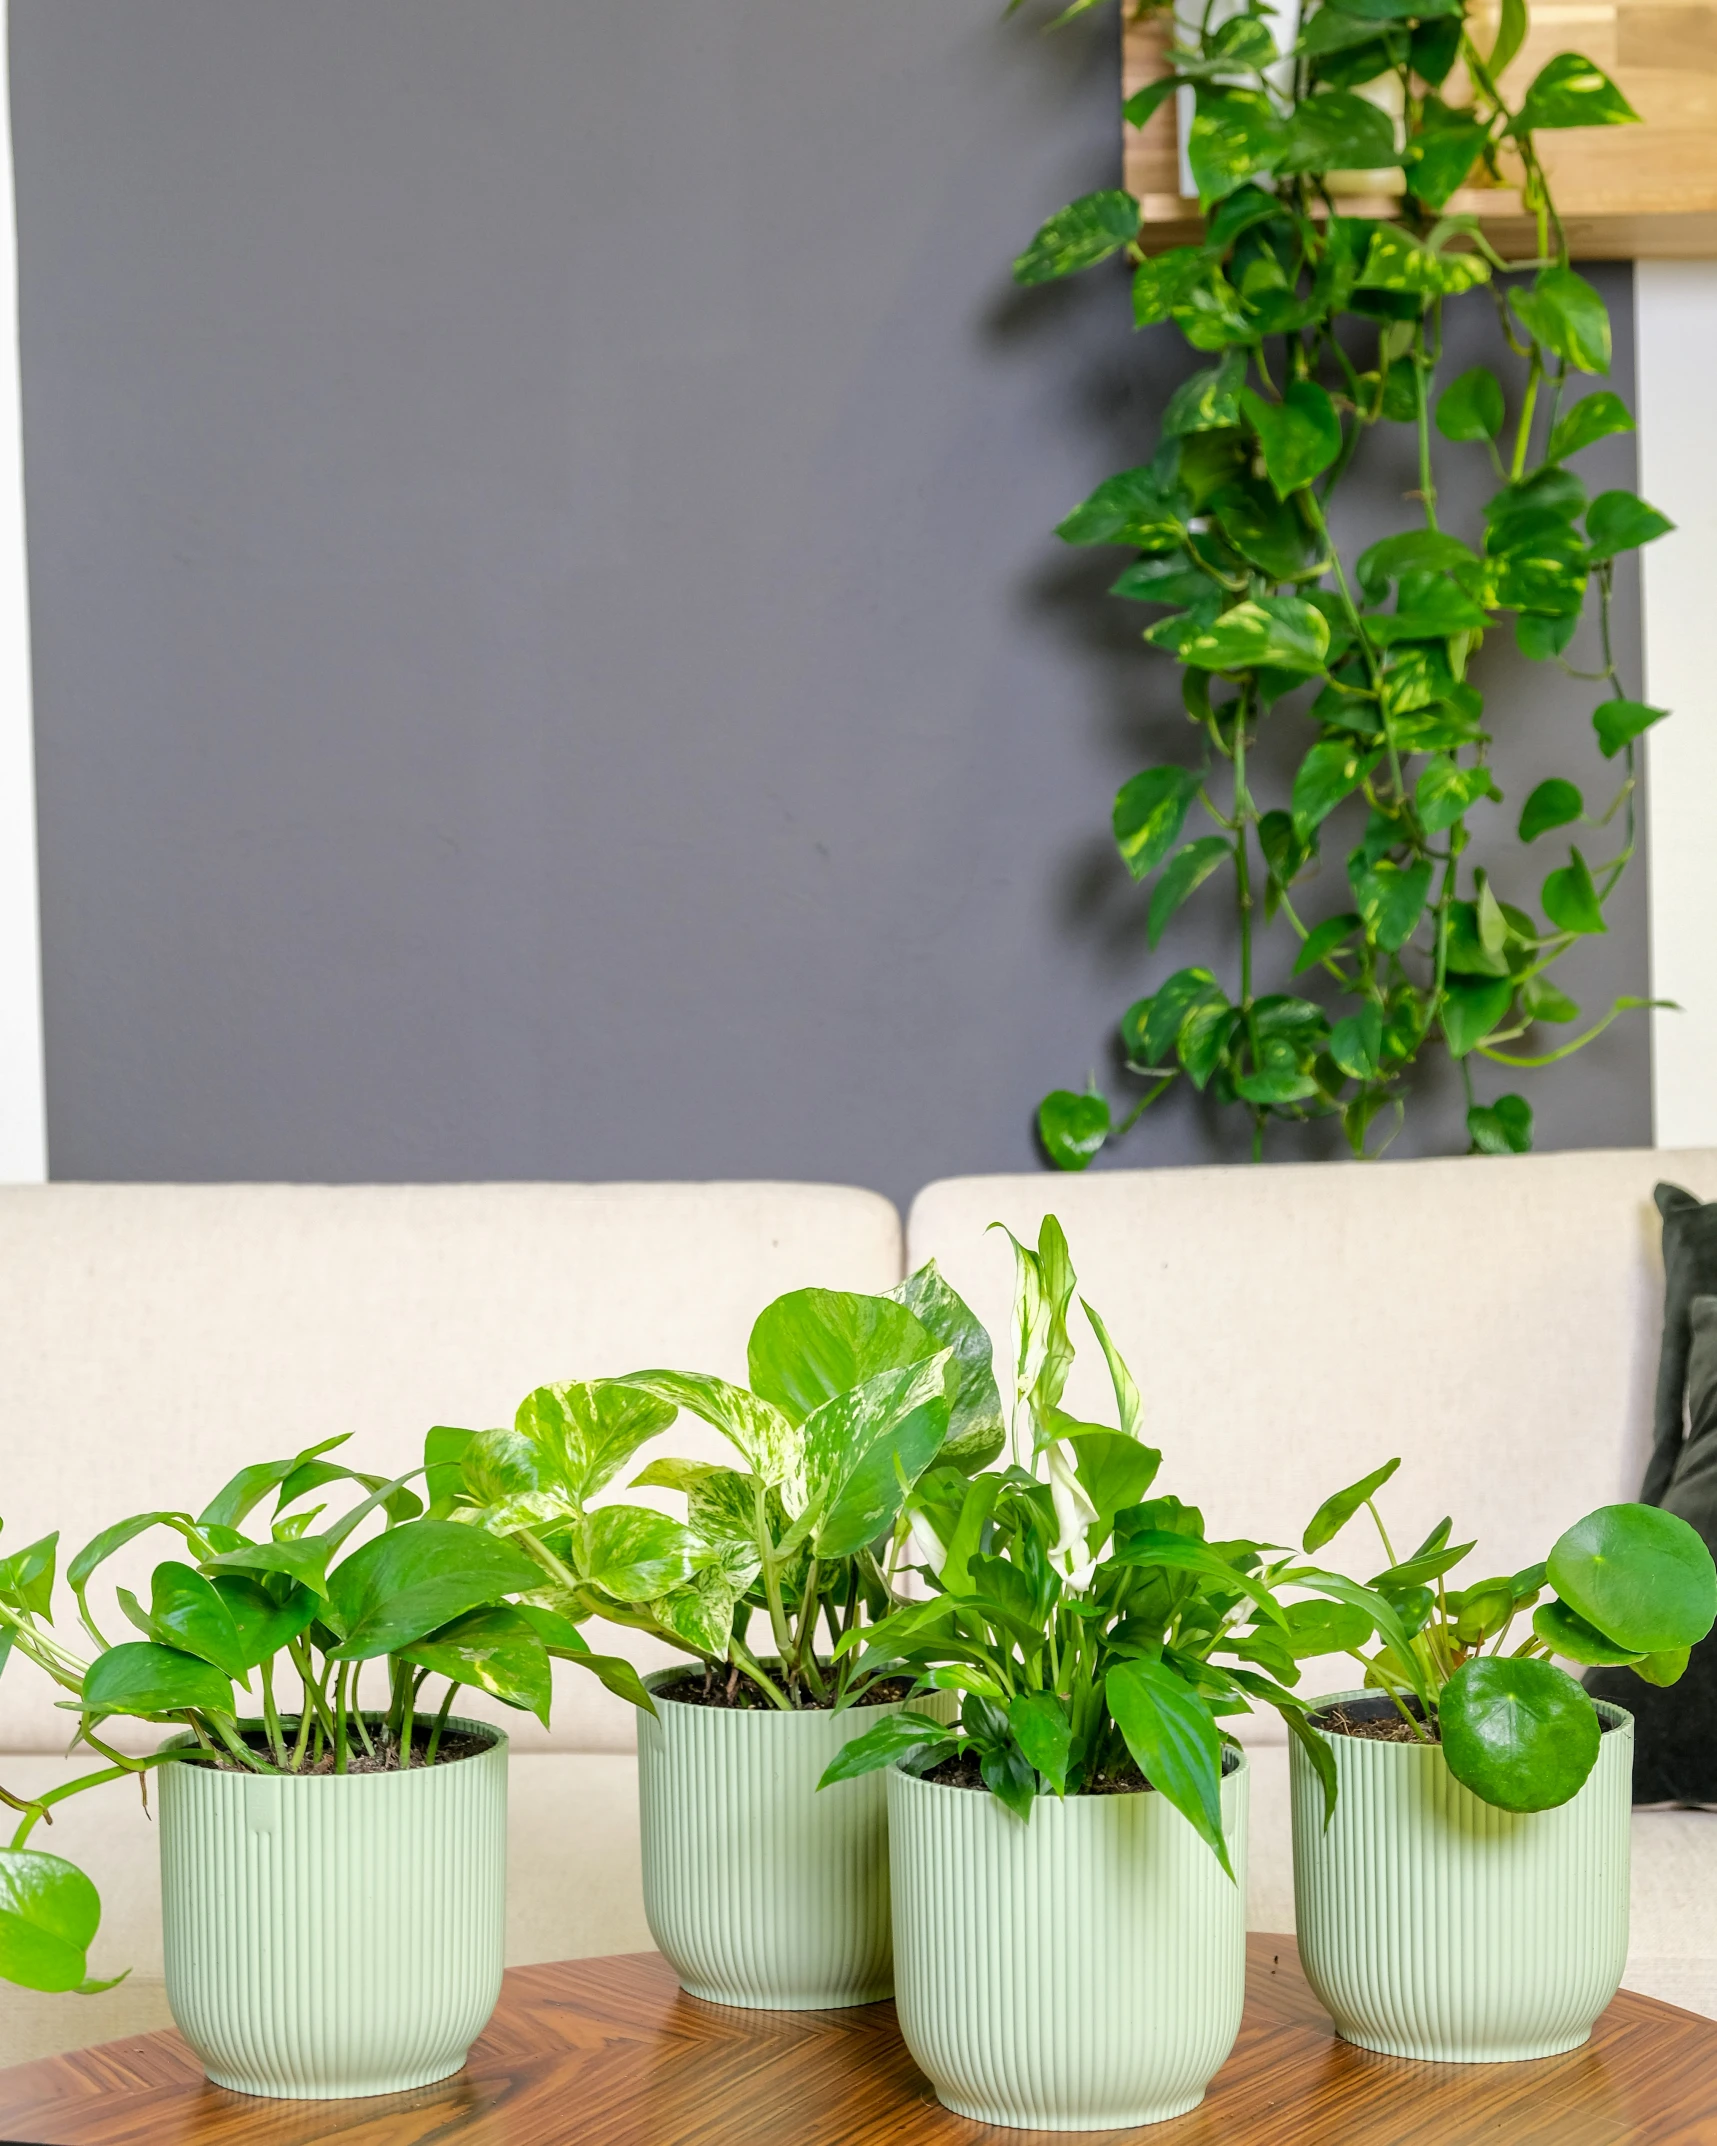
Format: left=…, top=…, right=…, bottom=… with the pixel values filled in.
left=2, top=1935, right=1715, bottom=2145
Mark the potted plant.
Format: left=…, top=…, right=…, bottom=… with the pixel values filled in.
left=1011, top=0, right=1671, bottom=1171
left=822, top=1218, right=1377, bottom=2129
left=0, top=1434, right=640, bottom=2098
left=434, top=1268, right=998, bottom=2010
left=1288, top=1462, right=1717, bottom=2060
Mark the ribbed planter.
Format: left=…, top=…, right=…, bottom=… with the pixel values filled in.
left=157, top=1718, right=508, bottom=2099
left=887, top=1749, right=1249, bottom=2131
left=1290, top=1690, right=1632, bottom=2062
left=636, top=1672, right=955, bottom=2010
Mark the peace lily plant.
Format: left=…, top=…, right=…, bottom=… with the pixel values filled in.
left=0, top=1433, right=623, bottom=2095
left=815, top=1216, right=1407, bottom=2126
left=1290, top=1458, right=1716, bottom=2062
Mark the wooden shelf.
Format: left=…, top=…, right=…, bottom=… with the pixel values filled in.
left=1123, top=0, right=1717, bottom=258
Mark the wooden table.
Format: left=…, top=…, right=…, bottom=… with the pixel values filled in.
left=3, top=1936, right=1716, bottom=2145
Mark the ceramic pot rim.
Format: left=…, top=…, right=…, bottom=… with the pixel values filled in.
left=155, top=1711, right=508, bottom=1776
left=889, top=1739, right=1250, bottom=1801
left=1305, top=1685, right=1633, bottom=1757
left=643, top=1664, right=929, bottom=1714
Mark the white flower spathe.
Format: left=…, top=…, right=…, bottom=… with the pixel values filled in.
left=1046, top=1441, right=1100, bottom=1595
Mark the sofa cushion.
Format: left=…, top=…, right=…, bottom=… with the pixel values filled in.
left=1589, top=1284, right=1717, bottom=1804
left=0, top=1182, right=900, bottom=1755
left=908, top=1150, right=1717, bottom=1733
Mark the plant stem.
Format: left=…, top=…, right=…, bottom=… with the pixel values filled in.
left=425, top=1680, right=458, bottom=1766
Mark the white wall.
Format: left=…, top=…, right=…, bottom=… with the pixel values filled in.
left=0, top=7, right=44, bottom=1182
left=1638, top=263, right=1717, bottom=1151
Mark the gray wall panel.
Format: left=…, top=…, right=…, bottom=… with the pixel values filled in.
left=14, top=2, right=1650, bottom=1203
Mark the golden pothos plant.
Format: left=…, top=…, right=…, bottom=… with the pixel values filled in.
left=1025, top=0, right=1670, bottom=1166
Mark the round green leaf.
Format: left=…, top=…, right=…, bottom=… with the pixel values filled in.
left=1038, top=1090, right=1110, bottom=1172
left=1547, top=1503, right=1717, bottom=1652
left=1440, top=1656, right=1600, bottom=1812
left=0, top=1847, right=101, bottom=1993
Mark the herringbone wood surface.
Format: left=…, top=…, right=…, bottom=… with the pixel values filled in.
left=2, top=1937, right=1715, bottom=2144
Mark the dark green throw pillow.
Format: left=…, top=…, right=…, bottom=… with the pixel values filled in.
left=1587, top=1181, right=1717, bottom=1805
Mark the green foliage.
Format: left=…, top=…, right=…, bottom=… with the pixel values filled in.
left=0, top=1437, right=604, bottom=1995
left=1024, top=0, right=1667, bottom=1168
left=817, top=1221, right=1391, bottom=1862
left=1309, top=1479, right=1716, bottom=1812
left=442, top=1274, right=998, bottom=1712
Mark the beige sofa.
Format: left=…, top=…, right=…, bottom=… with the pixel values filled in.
left=3, top=1155, right=1714, bottom=2066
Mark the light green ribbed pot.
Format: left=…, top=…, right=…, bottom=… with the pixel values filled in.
left=636, top=1672, right=955, bottom=2010
left=1290, top=1691, right=1632, bottom=2062
left=887, top=1749, right=1249, bottom=2131
left=158, top=1717, right=507, bottom=2099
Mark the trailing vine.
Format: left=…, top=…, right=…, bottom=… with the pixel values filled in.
left=1024, top=0, right=1670, bottom=1166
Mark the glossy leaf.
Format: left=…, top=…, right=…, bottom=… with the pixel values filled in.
left=1532, top=1597, right=1642, bottom=1666
left=1352, top=857, right=1433, bottom=952
left=1148, top=837, right=1232, bottom=948
left=398, top=1605, right=554, bottom=1726
left=1435, top=367, right=1504, bottom=443
left=1106, top=1658, right=1233, bottom=1877
left=200, top=1536, right=333, bottom=1600
left=1440, top=1656, right=1600, bottom=1812
left=804, top=1352, right=954, bottom=1558
left=891, top=1262, right=1007, bottom=1474
left=1585, top=491, right=1674, bottom=561
left=0, top=1847, right=103, bottom=1994
left=1039, top=1091, right=1110, bottom=1172
left=1517, top=53, right=1640, bottom=131
left=81, top=1641, right=235, bottom=1720
left=1548, top=392, right=1634, bottom=462
left=621, top=1371, right=800, bottom=1492
left=1406, top=104, right=1489, bottom=209
left=1443, top=975, right=1514, bottom=1057
left=1417, top=757, right=1500, bottom=835
left=143, top=1563, right=251, bottom=1681
left=514, top=1381, right=679, bottom=1505
left=1057, top=469, right=1183, bottom=549
left=198, top=1438, right=350, bottom=1532
left=1303, top=1457, right=1400, bottom=1553
left=1519, top=778, right=1583, bottom=842
left=1008, top=1690, right=1073, bottom=1793
left=1542, top=849, right=1606, bottom=935
left=1175, top=597, right=1331, bottom=676
left=580, top=1505, right=705, bottom=1605
left=1358, top=226, right=1488, bottom=298
left=1067, top=1430, right=1162, bottom=1527
left=748, top=1290, right=936, bottom=1427
left=817, top=1710, right=949, bottom=1787
left=1114, top=765, right=1204, bottom=881
left=1013, top=191, right=1139, bottom=285
left=1593, top=697, right=1668, bottom=759
left=1188, top=89, right=1287, bottom=206
left=1512, top=267, right=1611, bottom=373
left=1547, top=1503, right=1717, bottom=1652
left=1293, top=740, right=1379, bottom=835
left=1241, top=381, right=1343, bottom=499
left=1280, top=87, right=1395, bottom=173
left=1328, top=1002, right=1384, bottom=1082
left=1293, top=912, right=1361, bottom=976
left=323, top=1521, right=540, bottom=1661
left=0, top=1534, right=56, bottom=1618
left=1467, top=1093, right=1533, bottom=1155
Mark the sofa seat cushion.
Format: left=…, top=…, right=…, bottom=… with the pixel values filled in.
left=0, top=1751, right=650, bottom=2070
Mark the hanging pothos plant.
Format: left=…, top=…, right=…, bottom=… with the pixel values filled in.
left=1025, top=0, right=1670, bottom=1166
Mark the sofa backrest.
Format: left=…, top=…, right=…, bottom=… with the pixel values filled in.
left=909, top=1149, right=1717, bottom=1728
left=0, top=1181, right=901, bottom=1754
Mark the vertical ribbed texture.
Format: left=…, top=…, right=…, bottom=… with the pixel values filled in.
left=158, top=1719, right=508, bottom=2099
left=1291, top=1693, right=1632, bottom=2062
left=887, top=1753, right=1249, bottom=2132
left=636, top=1680, right=957, bottom=2011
